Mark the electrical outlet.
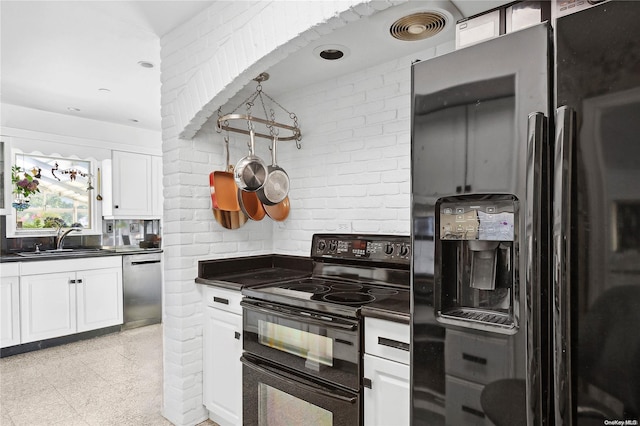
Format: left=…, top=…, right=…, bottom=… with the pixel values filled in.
left=337, top=222, right=351, bottom=233
left=106, top=223, right=113, bottom=233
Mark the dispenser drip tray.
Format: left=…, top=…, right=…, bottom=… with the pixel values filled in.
left=442, top=308, right=514, bottom=327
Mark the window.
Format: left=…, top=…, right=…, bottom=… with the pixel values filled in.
left=12, top=153, right=95, bottom=231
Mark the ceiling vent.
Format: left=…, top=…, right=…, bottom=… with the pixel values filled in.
left=390, top=12, right=447, bottom=41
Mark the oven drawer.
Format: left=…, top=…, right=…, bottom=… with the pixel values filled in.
left=242, top=353, right=360, bottom=426
left=204, top=286, right=242, bottom=315
left=364, top=317, right=410, bottom=365
left=242, top=298, right=360, bottom=391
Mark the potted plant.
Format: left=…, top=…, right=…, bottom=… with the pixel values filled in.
left=11, top=165, right=40, bottom=211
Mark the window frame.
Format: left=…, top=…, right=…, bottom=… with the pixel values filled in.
left=7, top=148, right=101, bottom=237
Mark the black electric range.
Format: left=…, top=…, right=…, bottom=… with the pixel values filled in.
left=241, top=234, right=411, bottom=318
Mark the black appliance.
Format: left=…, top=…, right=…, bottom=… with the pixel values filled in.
left=411, top=1, right=640, bottom=425
left=241, top=234, right=410, bottom=426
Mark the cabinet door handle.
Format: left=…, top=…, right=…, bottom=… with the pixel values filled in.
left=70, top=279, right=76, bottom=284
left=363, top=378, right=372, bottom=389
left=464, top=184, right=472, bottom=192
left=213, top=296, right=229, bottom=305
left=77, top=279, right=83, bottom=284
left=378, top=337, right=410, bottom=352
left=115, top=205, right=119, bottom=209
left=461, top=405, right=485, bottom=418
left=456, top=185, right=463, bottom=193
left=462, top=352, right=487, bottom=365
left=234, top=331, right=241, bottom=340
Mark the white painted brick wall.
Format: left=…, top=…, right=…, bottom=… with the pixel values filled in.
left=158, top=0, right=466, bottom=424
left=160, top=1, right=407, bottom=424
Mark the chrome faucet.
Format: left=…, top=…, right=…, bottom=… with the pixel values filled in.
left=56, top=227, right=82, bottom=250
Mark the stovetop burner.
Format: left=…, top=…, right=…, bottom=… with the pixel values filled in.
left=281, top=282, right=331, bottom=294
left=322, top=292, right=376, bottom=305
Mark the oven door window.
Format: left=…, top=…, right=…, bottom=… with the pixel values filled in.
left=243, top=300, right=360, bottom=390
left=258, top=320, right=333, bottom=367
left=243, top=354, right=359, bottom=426
left=259, top=383, right=332, bottom=426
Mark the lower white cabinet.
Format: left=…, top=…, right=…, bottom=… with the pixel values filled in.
left=203, top=286, right=243, bottom=426
left=20, top=257, right=123, bottom=344
left=76, top=267, right=124, bottom=332
left=363, top=317, right=411, bottom=426
left=1, top=263, right=21, bottom=348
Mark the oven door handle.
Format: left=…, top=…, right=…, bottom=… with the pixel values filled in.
left=240, top=355, right=358, bottom=404
left=240, top=300, right=358, bottom=331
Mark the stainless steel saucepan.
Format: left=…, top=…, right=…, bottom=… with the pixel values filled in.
left=234, top=129, right=267, bottom=192
left=258, top=136, right=290, bottom=206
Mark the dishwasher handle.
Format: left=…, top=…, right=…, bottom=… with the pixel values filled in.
left=131, top=260, right=161, bottom=266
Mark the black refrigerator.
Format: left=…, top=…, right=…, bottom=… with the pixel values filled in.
left=410, top=1, right=640, bottom=425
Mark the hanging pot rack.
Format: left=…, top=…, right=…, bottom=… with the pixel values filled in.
left=216, top=73, right=302, bottom=149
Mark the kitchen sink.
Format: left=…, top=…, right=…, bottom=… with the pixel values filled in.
left=16, top=248, right=111, bottom=258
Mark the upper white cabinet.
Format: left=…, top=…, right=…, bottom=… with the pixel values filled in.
left=20, top=257, right=123, bottom=344
left=102, top=151, right=162, bottom=218
left=152, top=155, right=163, bottom=217
left=1, top=263, right=21, bottom=348
left=0, top=139, right=11, bottom=215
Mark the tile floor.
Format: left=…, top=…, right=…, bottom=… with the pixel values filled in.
left=0, top=324, right=217, bottom=426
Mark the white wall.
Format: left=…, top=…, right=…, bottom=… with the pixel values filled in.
left=160, top=1, right=457, bottom=424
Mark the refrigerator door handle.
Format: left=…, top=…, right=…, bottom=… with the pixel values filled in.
left=553, top=105, right=576, bottom=425
left=526, top=111, right=551, bottom=425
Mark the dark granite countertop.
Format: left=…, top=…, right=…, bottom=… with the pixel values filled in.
left=195, top=254, right=313, bottom=291
left=0, top=247, right=162, bottom=263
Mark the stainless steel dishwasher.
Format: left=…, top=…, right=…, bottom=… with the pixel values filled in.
left=122, top=252, right=162, bottom=329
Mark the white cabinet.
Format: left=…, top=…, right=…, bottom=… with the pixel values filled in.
left=152, top=155, right=163, bottom=217
left=20, top=257, right=122, bottom=344
left=1, top=263, right=21, bottom=348
left=203, top=286, right=243, bottom=426
left=102, top=151, right=162, bottom=218
left=363, top=317, right=410, bottom=426
left=0, top=140, right=10, bottom=215
left=76, top=267, right=123, bottom=332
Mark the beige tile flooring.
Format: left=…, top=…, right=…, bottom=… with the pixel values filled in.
left=0, top=324, right=216, bottom=426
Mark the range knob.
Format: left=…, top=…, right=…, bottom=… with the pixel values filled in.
left=328, top=240, right=338, bottom=251
left=384, top=244, right=394, bottom=255
left=399, top=245, right=410, bottom=257
left=317, top=240, right=326, bottom=251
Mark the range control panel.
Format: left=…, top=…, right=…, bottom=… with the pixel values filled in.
left=312, top=234, right=410, bottom=264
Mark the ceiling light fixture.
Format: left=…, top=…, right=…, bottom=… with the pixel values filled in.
left=313, top=45, right=350, bottom=61
left=138, top=61, right=154, bottom=69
